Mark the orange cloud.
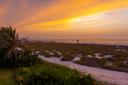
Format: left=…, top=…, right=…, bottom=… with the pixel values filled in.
left=0, top=0, right=128, bottom=39
left=16, top=0, right=128, bottom=30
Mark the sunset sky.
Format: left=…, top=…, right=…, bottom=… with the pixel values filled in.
left=0, top=0, right=128, bottom=40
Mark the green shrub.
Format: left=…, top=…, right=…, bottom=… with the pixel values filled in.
left=61, top=52, right=74, bottom=61
left=15, top=62, right=96, bottom=85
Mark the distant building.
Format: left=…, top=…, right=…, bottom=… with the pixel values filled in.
left=76, top=40, right=80, bottom=44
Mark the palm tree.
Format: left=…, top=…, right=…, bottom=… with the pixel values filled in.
left=0, top=26, right=40, bottom=67
left=0, top=26, right=23, bottom=66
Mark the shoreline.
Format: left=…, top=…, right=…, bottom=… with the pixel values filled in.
left=40, top=41, right=128, bottom=46
left=31, top=38, right=128, bottom=46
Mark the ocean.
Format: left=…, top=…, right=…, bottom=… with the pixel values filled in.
left=43, top=39, right=128, bottom=45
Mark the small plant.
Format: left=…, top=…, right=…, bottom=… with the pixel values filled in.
left=61, top=52, right=74, bottom=61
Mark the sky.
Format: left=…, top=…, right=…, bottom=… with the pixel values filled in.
left=0, top=0, right=128, bottom=40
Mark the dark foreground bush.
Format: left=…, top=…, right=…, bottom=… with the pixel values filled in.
left=15, top=61, right=96, bottom=85
left=0, top=26, right=40, bottom=67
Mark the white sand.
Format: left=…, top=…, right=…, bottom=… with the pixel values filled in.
left=39, top=55, right=128, bottom=85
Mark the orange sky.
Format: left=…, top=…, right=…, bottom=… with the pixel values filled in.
left=0, top=0, right=128, bottom=39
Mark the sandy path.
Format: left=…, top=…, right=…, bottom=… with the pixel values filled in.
left=39, top=55, right=128, bottom=85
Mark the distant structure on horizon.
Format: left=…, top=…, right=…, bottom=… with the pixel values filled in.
left=76, top=40, right=80, bottom=44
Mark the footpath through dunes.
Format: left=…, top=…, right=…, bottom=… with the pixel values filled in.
left=39, top=55, right=128, bottom=85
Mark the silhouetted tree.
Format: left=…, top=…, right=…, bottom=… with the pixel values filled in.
left=0, top=26, right=39, bottom=67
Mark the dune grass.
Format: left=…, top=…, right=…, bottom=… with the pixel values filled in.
left=0, top=68, right=15, bottom=85
left=31, top=42, right=128, bottom=72
left=15, top=61, right=102, bottom=85
left=0, top=62, right=110, bottom=85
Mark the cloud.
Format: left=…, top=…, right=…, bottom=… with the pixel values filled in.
left=0, top=0, right=128, bottom=39
left=70, top=8, right=128, bottom=28
left=15, top=0, right=110, bottom=27
left=69, top=8, right=128, bottom=38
